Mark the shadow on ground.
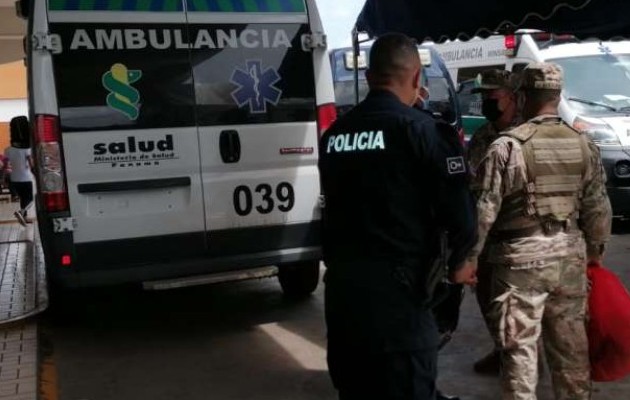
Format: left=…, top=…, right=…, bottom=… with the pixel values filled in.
left=41, top=277, right=334, bottom=400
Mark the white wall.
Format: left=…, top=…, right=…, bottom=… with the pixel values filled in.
left=0, top=2, right=26, bottom=64
left=0, top=99, right=27, bottom=122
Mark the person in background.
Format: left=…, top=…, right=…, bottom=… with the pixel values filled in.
left=467, top=70, right=518, bottom=172
left=5, top=116, right=34, bottom=226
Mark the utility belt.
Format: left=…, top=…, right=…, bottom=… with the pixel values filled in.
left=490, top=219, right=576, bottom=241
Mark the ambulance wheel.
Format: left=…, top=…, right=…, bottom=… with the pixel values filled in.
left=277, top=261, right=320, bottom=298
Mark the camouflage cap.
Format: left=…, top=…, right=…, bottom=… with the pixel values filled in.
left=517, top=62, right=563, bottom=91
left=471, top=69, right=513, bottom=93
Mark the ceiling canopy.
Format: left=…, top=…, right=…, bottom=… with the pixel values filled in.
left=355, top=0, right=630, bottom=42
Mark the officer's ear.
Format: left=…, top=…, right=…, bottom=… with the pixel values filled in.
left=412, top=68, right=421, bottom=90
left=366, top=68, right=382, bottom=89
left=366, top=68, right=373, bottom=85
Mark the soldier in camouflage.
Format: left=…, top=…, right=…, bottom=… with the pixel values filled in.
left=467, top=62, right=612, bottom=400
left=467, top=69, right=519, bottom=375
left=467, top=69, right=518, bottom=172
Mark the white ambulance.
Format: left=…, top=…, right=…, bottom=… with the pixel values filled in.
left=432, top=32, right=630, bottom=219
left=18, top=0, right=336, bottom=295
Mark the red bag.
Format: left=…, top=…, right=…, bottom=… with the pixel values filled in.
left=587, top=261, right=630, bottom=382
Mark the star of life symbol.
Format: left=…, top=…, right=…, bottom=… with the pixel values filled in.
left=230, top=60, right=282, bottom=114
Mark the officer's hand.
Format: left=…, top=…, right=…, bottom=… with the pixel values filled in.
left=451, top=258, right=478, bottom=286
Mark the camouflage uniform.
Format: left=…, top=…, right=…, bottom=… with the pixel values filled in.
left=467, top=70, right=514, bottom=332
left=468, top=122, right=500, bottom=176
left=469, top=63, right=612, bottom=400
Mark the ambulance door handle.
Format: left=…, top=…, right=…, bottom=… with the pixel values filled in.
left=219, top=130, right=241, bottom=163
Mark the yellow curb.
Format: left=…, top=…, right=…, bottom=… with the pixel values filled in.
left=40, top=354, right=58, bottom=400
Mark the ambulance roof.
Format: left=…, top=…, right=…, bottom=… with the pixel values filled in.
left=540, top=40, right=630, bottom=60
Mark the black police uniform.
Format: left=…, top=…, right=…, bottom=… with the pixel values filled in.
left=319, top=89, right=477, bottom=399
left=412, top=103, right=466, bottom=351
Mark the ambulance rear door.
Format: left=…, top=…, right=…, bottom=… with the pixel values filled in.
left=185, top=0, right=321, bottom=261
left=47, top=1, right=207, bottom=268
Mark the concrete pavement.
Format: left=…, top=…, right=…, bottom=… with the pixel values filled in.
left=0, top=200, right=46, bottom=400
left=0, top=193, right=629, bottom=399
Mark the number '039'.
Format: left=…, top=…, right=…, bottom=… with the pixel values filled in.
left=233, top=182, right=295, bottom=216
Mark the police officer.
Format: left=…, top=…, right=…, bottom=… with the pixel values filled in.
left=319, top=33, right=478, bottom=400
left=466, top=69, right=519, bottom=374
left=465, top=63, right=612, bottom=399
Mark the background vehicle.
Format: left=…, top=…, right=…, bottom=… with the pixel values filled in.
left=433, top=32, right=630, bottom=218
left=22, top=0, right=336, bottom=295
left=329, top=45, right=463, bottom=135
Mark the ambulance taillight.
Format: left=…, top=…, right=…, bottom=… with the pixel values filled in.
left=505, top=35, right=518, bottom=57
left=317, top=103, right=337, bottom=137
left=34, top=115, right=69, bottom=212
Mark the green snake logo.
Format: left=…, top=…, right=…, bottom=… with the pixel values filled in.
left=102, top=63, right=142, bottom=120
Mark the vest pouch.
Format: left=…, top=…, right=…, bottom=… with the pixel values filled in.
left=518, top=122, right=587, bottom=222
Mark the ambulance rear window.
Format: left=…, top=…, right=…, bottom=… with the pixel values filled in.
left=50, top=23, right=315, bottom=131
left=51, top=23, right=196, bottom=132
left=191, top=24, right=316, bottom=126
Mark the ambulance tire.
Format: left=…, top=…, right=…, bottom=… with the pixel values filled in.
left=277, top=261, right=320, bottom=298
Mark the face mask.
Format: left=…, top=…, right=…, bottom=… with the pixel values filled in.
left=482, top=98, right=503, bottom=122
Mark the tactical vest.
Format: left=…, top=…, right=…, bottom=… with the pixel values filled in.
left=492, top=116, right=590, bottom=237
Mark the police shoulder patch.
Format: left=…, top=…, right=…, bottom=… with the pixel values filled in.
left=446, top=156, right=466, bottom=175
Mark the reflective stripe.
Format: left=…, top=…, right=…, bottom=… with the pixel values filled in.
left=48, top=11, right=187, bottom=22
left=186, top=0, right=306, bottom=12
left=49, top=0, right=184, bottom=11
left=185, top=12, right=307, bottom=22
left=48, top=0, right=306, bottom=12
